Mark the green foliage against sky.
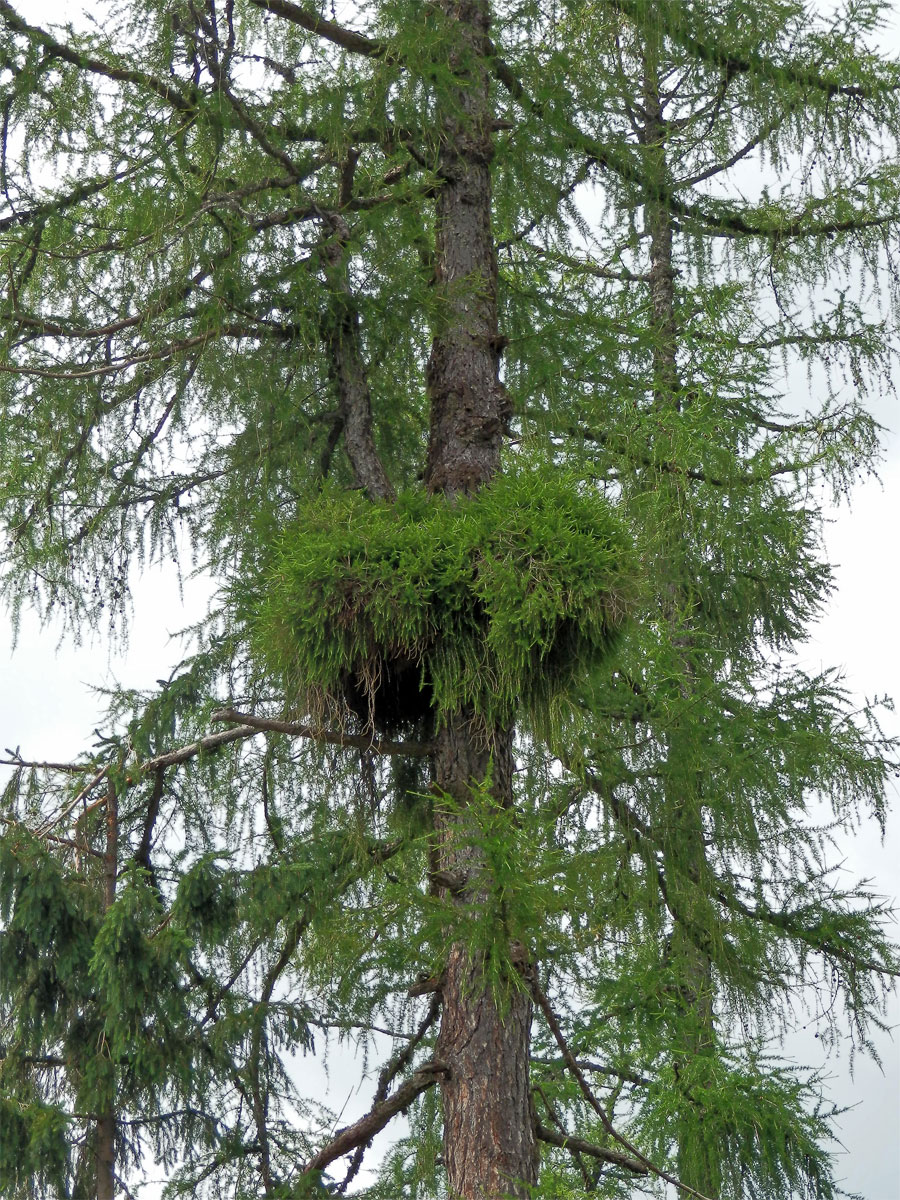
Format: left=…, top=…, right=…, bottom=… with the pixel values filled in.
left=1, top=1, right=899, bottom=1198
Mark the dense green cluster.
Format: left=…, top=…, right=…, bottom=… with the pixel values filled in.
left=251, top=471, right=636, bottom=730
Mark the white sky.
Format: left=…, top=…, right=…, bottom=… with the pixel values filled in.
left=1, top=1, right=899, bottom=1198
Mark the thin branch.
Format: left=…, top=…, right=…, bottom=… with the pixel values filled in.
left=0, top=756, right=89, bottom=773
left=535, top=1086, right=594, bottom=1187
left=210, top=709, right=431, bottom=757
left=675, top=112, right=787, bottom=190
left=140, top=723, right=260, bottom=772
left=339, top=993, right=442, bottom=1192
left=0, top=816, right=104, bottom=857
left=522, top=409, right=822, bottom=489
left=244, top=0, right=388, bottom=59
left=489, top=53, right=898, bottom=241
left=504, top=241, right=651, bottom=282
left=302, top=1065, right=445, bottom=1176
left=716, top=888, right=900, bottom=979
left=0, top=1054, right=68, bottom=1068
left=33, top=765, right=109, bottom=837
left=535, top=1121, right=648, bottom=1175
left=532, top=1054, right=651, bottom=1088
left=531, top=980, right=717, bottom=1200
left=0, top=1, right=196, bottom=113
left=7, top=713, right=428, bottom=844
left=608, top=0, right=900, bottom=100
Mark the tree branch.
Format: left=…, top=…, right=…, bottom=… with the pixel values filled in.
left=209, top=709, right=431, bottom=756
left=489, top=52, right=898, bottom=240
left=607, top=0, right=900, bottom=100
left=716, top=888, right=900, bottom=979
left=245, top=0, right=387, bottom=59
left=339, top=993, right=442, bottom=1192
left=522, top=408, right=824, bottom=489
left=535, top=1120, right=648, bottom=1174
left=531, top=980, right=717, bottom=1200
left=302, top=1065, right=445, bottom=1176
left=0, top=1, right=196, bottom=113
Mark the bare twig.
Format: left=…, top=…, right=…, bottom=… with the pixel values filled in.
left=34, top=766, right=109, bottom=838
left=0, top=756, right=90, bottom=772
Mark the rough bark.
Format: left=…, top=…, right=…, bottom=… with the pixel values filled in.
left=423, top=0, right=510, bottom=500
left=433, top=723, right=537, bottom=1200
left=424, top=2, right=536, bottom=1196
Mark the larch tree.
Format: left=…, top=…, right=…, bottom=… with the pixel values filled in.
left=0, top=2, right=898, bottom=1199
left=509, top=6, right=900, bottom=1198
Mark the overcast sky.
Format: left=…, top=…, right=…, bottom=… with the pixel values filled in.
left=1, top=1, right=898, bottom=1197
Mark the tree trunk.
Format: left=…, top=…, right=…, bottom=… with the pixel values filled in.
left=425, top=2, right=536, bottom=1196
left=433, top=724, right=536, bottom=1200
left=97, top=779, right=118, bottom=1200
left=423, top=0, right=509, bottom=501
left=96, top=1112, right=116, bottom=1200
left=638, top=36, right=719, bottom=1198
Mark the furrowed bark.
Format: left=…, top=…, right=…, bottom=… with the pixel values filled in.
left=423, top=0, right=510, bottom=500
left=433, top=727, right=537, bottom=1199
left=424, top=2, right=536, bottom=1196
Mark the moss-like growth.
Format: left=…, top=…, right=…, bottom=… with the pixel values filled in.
left=250, top=470, right=636, bottom=733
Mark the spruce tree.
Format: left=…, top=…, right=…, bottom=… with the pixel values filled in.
left=1, top=2, right=898, bottom=1198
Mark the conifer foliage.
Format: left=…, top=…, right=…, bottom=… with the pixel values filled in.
left=1, top=1, right=899, bottom=1198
